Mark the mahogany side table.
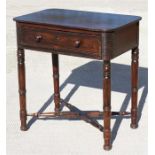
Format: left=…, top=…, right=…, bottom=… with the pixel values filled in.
left=14, top=9, right=141, bottom=150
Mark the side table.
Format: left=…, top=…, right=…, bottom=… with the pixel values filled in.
left=14, top=9, right=141, bottom=150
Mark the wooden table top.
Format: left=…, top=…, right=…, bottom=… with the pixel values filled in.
left=13, top=9, right=141, bottom=32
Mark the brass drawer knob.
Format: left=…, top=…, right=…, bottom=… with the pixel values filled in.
left=35, top=35, right=42, bottom=43
left=74, top=40, right=81, bottom=48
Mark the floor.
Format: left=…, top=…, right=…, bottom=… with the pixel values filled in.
left=6, top=0, right=148, bottom=154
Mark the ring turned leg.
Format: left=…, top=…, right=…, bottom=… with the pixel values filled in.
left=17, top=48, right=27, bottom=131
left=103, top=60, right=112, bottom=150
left=52, top=53, right=60, bottom=112
left=131, top=47, right=139, bottom=129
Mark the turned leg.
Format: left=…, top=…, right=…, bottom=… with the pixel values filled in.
left=131, top=47, right=139, bottom=129
left=17, top=48, right=27, bottom=131
left=103, top=60, right=112, bottom=150
left=52, top=53, right=60, bottom=112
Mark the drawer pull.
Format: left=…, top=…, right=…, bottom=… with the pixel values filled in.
left=56, top=36, right=60, bottom=40
left=35, top=35, right=42, bottom=43
left=74, top=40, right=81, bottom=48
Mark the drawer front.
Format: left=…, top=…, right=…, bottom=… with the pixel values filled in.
left=18, top=24, right=101, bottom=59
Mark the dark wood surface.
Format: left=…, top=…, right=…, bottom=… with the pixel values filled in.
left=103, top=60, right=112, bottom=150
left=131, top=47, right=139, bottom=129
left=52, top=53, right=60, bottom=112
left=17, top=23, right=101, bottom=59
left=17, top=48, right=27, bottom=131
left=16, top=22, right=139, bottom=60
left=14, top=9, right=141, bottom=151
left=14, top=9, right=141, bottom=32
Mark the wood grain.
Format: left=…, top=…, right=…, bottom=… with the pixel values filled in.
left=14, top=9, right=141, bottom=151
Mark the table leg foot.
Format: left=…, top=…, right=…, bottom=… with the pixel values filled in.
left=20, top=126, right=28, bottom=131
left=103, top=145, right=112, bottom=151
left=130, top=123, right=138, bottom=129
